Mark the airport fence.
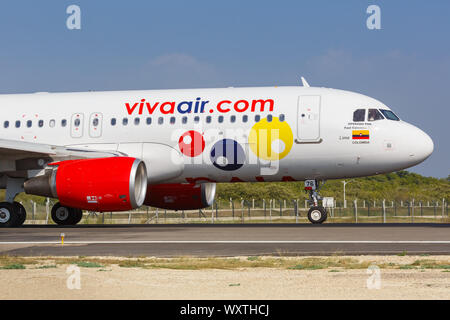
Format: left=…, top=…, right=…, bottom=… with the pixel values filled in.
left=20, top=197, right=449, bottom=225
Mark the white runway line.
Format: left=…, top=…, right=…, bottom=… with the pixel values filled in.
left=0, top=240, right=449, bottom=244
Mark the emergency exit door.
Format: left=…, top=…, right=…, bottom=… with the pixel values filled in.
left=297, top=95, right=321, bottom=142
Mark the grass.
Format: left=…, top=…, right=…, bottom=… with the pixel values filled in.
left=36, top=265, right=57, bottom=269
left=75, top=261, right=104, bottom=268
left=1, top=255, right=449, bottom=271
left=0, top=264, right=26, bottom=270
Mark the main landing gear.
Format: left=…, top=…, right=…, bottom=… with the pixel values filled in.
left=0, top=201, right=27, bottom=227
left=51, top=202, right=83, bottom=226
left=304, top=179, right=328, bottom=224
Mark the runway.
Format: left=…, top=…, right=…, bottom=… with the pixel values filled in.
left=0, top=223, right=449, bottom=256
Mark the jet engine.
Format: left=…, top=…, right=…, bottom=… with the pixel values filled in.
left=144, top=183, right=216, bottom=210
left=24, top=157, right=147, bottom=211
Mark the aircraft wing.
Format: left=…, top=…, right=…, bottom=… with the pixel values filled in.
left=0, top=138, right=125, bottom=173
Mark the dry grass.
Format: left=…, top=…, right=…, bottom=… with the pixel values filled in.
left=1, top=255, right=450, bottom=271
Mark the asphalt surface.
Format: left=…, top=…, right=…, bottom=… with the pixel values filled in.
left=0, top=223, right=449, bottom=256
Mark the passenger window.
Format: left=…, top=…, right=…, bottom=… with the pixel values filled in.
left=353, top=109, right=366, bottom=122
left=123, top=118, right=128, bottom=126
left=279, top=114, right=285, bottom=122
left=218, top=116, right=224, bottom=123
left=194, top=116, right=200, bottom=123
left=93, top=118, right=99, bottom=126
left=380, top=109, right=400, bottom=121
left=146, top=117, right=152, bottom=125
left=368, top=109, right=384, bottom=121
left=4, top=121, right=9, bottom=128
left=230, top=115, right=236, bottom=123
left=182, top=116, right=187, bottom=124
left=267, top=115, right=273, bottom=122
left=158, top=117, right=163, bottom=124
left=243, top=115, right=248, bottom=123
left=49, top=120, right=55, bottom=128
left=255, top=115, right=260, bottom=122
left=27, top=120, right=32, bottom=128
left=38, top=120, right=44, bottom=127
left=15, top=120, right=20, bottom=128
left=170, top=117, right=176, bottom=124
left=134, top=117, right=140, bottom=125
left=206, top=116, right=211, bottom=123
left=74, top=119, right=81, bottom=127
left=61, top=119, right=67, bottom=127
left=111, top=118, right=116, bottom=126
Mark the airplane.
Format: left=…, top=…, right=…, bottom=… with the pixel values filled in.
left=0, top=79, right=433, bottom=227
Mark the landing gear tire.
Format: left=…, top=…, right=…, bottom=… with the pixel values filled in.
left=13, top=202, right=27, bottom=226
left=72, top=209, right=83, bottom=225
left=0, top=202, right=23, bottom=227
left=307, top=206, right=327, bottom=224
left=51, top=203, right=81, bottom=226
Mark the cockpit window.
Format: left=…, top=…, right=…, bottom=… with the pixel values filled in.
left=353, top=109, right=365, bottom=122
left=380, top=109, right=400, bottom=121
left=368, top=109, right=384, bottom=121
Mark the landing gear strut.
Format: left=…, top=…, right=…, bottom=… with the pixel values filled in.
left=51, top=202, right=83, bottom=226
left=304, top=180, right=327, bottom=224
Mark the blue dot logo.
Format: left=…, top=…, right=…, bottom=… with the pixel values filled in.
left=210, top=139, right=246, bottom=171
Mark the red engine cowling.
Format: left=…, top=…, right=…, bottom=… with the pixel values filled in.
left=24, top=157, right=147, bottom=212
left=144, top=183, right=216, bottom=210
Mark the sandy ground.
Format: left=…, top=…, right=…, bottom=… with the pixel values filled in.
left=0, top=256, right=449, bottom=300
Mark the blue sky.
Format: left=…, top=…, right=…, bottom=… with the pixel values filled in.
left=0, top=0, right=448, bottom=177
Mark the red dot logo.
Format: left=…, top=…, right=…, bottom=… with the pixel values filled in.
left=178, top=130, right=205, bottom=157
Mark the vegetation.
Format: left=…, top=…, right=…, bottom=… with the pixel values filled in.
left=1, top=255, right=450, bottom=271
left=216, top=171, right=450, bottom=204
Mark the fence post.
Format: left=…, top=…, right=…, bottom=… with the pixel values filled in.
left=32, top=201, right=36, bottom=225
left=231, top=200, right=235, bottom=220
left=263, top=199, right=266, bottom=220
left=215, top=201, right=219, bottom=220
left=279, top=200, right=282, bottom=217
left=443, top=198, right=446, bottom=218
left=45, top=198, right=50, bottom=224
left=294, top=200, right=298, bottom=223
left=354, top=199, right=358, bottom=223
left=382, top=199, right=386, bottom=223
left=269, top=199, right=272, bottom=222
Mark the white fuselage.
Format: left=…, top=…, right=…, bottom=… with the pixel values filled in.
left=0, top=86, right=433, bottom=184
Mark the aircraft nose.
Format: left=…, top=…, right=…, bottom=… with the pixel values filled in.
left=408, top=126, right=434, bottom=163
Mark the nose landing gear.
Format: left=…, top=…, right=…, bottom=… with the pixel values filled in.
left=305, top=180, right=327, bottom=224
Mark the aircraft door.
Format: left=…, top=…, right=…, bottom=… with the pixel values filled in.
left=70, top=113, right=84, bottom=138
left=89, top=112, right=103, bottom=138
left=297, top=95, right=321, bottom=142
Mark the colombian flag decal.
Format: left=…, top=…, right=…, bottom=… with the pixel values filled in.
left=352, top=130, right=370, bottom=140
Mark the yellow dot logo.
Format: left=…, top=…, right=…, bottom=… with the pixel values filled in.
left=249, top=116, right=293, bottom=161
